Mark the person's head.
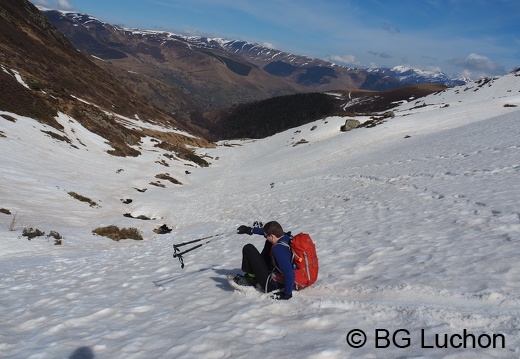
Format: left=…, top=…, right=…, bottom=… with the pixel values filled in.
left=263, top=221, right=284, bottom=243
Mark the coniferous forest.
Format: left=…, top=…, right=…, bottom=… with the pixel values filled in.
left=207, top=93, right=337, bottom=139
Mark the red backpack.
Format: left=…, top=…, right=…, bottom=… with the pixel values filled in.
left=276, top=233, right=319, bottom=290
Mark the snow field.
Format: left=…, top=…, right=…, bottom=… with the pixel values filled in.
left=1, top=72, right=520, bottom=358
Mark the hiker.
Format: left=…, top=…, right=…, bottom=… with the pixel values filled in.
left=234, top=221, right=294, bottom=300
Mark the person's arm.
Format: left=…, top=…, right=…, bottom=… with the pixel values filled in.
left=237, top=225, right=265, bottom=236
left=272, top=244, right=294, bottom=298
left=252, top=227, right=264, bottom=236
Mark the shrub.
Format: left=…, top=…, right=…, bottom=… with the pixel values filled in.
left=181, top=151, right=209, bottom=167
left=22, top=227, right=45, bottom=240
left=48, top=231, right=63, bottom=245
left=92, top=226, right=143, bottom=241
left=48, top=230, right=62, bottom=239
left=28, top=82, right=44, bottom=91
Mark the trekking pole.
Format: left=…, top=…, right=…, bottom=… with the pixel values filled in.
left=173, top=233, right=223, bottom=253
left=173, top=232, right=229, bottom=269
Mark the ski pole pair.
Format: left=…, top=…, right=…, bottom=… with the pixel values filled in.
left=172, top=222, right=264, bottom=268
left=173, top=232, right=227, bottom=268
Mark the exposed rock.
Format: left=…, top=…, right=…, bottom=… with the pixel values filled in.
left=340, top=119, right=360, bottom=132
left=154, top=224, right=173, bottom=234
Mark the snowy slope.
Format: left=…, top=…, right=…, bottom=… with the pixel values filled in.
left=1, top=71, right=520, bottom=358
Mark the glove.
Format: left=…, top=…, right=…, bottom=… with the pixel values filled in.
left=271, top=292, right=292, bottom=300
left=237, top=225, right=253, bottom=235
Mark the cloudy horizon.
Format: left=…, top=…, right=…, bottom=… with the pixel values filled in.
left=32, top=0, right=519, bottom=80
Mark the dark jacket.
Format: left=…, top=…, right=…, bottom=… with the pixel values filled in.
left=252, top=227, right=295, bottom=296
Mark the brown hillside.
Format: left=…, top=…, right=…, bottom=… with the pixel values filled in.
left=0, top=0, right=211, bottom=156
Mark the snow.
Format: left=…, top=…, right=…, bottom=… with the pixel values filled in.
left=1, top=65, right=30, bottom=89
left=1, top=71, right=520, bottom=358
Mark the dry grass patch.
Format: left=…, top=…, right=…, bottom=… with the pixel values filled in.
left=155, top=173, right=182, bottom=185
left=92, top=225, right=143, bottom=241
left=1, top=114, right=17, bottom=122
left=154, top=141, right=209, bottom=167
left=68, top=191, right=99, bottom=207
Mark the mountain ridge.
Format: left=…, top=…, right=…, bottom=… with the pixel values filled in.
left=42, top=8, right=469, bottom=118
left=41, top=9, right=416, bottom=114
left=367, top=65, right=467, bottom=87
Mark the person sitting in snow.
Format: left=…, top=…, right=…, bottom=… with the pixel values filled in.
left=234, top=221, right=294, bottom=300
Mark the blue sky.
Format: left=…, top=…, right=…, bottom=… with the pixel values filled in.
left=33, top=0, right=520, bottom=79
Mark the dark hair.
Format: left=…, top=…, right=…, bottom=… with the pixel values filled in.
left=263, top=221, right=284, bottom=237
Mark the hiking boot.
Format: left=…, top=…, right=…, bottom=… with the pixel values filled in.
left=233, top=273, right=257, bottom=287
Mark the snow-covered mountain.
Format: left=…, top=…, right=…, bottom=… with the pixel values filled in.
left=40, top=8, right=468, bottom=88
left=144, top=34, right=469, bottom=88
left=1, top=66, right=520, bottom=358
left=367, top=65, right=468, bottom=87
left=41, top=8, right=467, bottom=116
left=42, top=8, right=378, bottom=115
left=42, top=8, right=351, bottom=70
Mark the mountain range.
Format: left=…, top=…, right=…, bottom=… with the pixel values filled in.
left=367, top=66, right=467, bottom=88
left=41, top=8, right=466, bottom=116
left=1, top=0, right=454, bottom=147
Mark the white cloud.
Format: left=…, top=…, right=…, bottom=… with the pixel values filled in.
left=450, top=53, right=506, bottom=79
left=424, top=65, right=442, bottom=73
left=325, top=54, right=359, bottom=66
left=56, top=0, right=73, bottom=10
left=34, top=0, right=73, bottom=10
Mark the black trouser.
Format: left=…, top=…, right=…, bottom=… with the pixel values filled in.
left=241, top=241, right=277, bottom=292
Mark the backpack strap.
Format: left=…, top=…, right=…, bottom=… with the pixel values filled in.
left=271, top=239, right=294, bottom=284
left=273, top=240, right=294, bottom=264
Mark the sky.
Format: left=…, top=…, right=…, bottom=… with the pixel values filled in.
left=32, top=0, right=520, bottom=80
